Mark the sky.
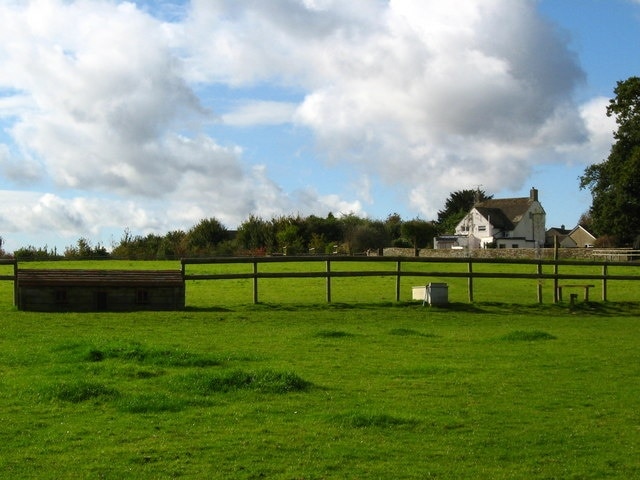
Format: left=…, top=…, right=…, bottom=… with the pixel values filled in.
left=1, top=0, right=639, bottom=253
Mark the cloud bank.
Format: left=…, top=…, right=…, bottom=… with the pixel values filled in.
left=0, top=0, right=614, bottom=250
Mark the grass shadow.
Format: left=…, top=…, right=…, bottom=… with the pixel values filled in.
left=183, top=300, right=640, bottom=317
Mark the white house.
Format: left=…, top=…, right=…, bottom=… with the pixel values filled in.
left=451, top=188, right=546, bottom=249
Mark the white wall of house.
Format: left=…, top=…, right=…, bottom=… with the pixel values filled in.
left=509, top=204, right=546, bottom=248
left=454, top=201, right=546, bottom=249
left=455, top=209, right=496, bottom=248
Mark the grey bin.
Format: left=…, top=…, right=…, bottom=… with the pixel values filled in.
left=426, top=283, right=448, bottom=306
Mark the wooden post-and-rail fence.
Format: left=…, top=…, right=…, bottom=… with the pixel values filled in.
left=181, top=255, right=640, bottom=304
left=2, top=256, right=638, bottom=306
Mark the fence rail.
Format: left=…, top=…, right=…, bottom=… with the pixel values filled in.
left=181, top=255, right=640, bottom=304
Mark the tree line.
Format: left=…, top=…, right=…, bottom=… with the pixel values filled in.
left=10, top=213, right=443, bottom=260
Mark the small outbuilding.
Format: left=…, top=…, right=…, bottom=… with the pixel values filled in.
left=16, top=269, right=185, bottom=312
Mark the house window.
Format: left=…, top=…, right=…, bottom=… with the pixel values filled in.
left=512, top=244, right=519, bottom=248
left=54, top=290, right=68, bottom=305
left=136, top=289, right=150, bottom=305
left=498, top=244, right=506, bottom=249
left=478, top=226, right=486, bottom=231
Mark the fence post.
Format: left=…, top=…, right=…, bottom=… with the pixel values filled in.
left=252, top=261, right=258, bottom=304
left=537, top=261, right=543, bottom=303
left=553, top=239, right=559, bottom=303
left=326, top=260, right=331, bottom=303
left=602, top=263, right=608, bottom=301
left=13, top=260, right=18, bottom=307
left=468, top=259, right=474, bottom=303
left=396, top=260, right=401, bottom=302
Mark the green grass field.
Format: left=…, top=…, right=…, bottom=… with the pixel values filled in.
left=1, top=260, right=639, bottom=478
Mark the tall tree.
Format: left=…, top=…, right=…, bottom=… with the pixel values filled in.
left=580, top=77, right=640, bottom=245
left=401, top=219, right=437, bottom=249
left=187, top=217, right=229, bottom=253
left=236, top=215, right=275, bottom=253
left=437, top=189, right=492, bottom=234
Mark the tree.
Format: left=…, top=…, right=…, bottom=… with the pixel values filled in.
left=187, top=217, right=229, bottom=254
left=158, top=230, right=187, bottom=259
left=436, top=189, right=492, bottom=234
left=337, top=213, right=367, bottom=254
left=580, top=77, right=640, bottom=245
left=401, top=219, right=437, bottom=250
left=276, top=223, right=304, bottom=255
left=64, top=237, right=109, bottom=259
left=384, top=213, right=403, bottom=243
left=236, top=215, right=276, bottom=253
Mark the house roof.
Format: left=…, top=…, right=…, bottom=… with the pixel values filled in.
left=546, top=226, right=571, bottom=236
left=475, top=206, right=514, bottom=230
left=474, top=197, right=538, bottom=230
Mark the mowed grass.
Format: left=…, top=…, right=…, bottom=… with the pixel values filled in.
left=0, top=260, right=639, bottom=478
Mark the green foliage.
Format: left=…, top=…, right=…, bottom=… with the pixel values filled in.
left=437, top=189, right=492, bottom=234
left=401, top=218, right=437, bottom=248
left=275, top=220, right=305, bottom=254
left=186, top=217, right=229, bottom=254
left=350, top=221, right=390, bottom=253
left=10, top=210, right=452, bottom=259
left=111, top=229, right=168, bottom=259
left=13, top=245, right=61, bottom=260
left=236, top=215, right=276, bottom=253
left=581, top=76, right=640, bottom=245
left=64, top=237, right=109, bottom=259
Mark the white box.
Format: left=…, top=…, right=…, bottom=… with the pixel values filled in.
left=412, top=286, right=427, bottom=301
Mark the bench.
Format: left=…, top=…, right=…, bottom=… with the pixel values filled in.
left=557, top=284, right=595, bottom=302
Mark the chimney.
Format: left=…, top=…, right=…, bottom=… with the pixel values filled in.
left=530, top=187, right=538, bottom=202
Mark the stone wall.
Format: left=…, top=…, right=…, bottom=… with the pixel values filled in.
left=383, top=247, right=597, bottom=260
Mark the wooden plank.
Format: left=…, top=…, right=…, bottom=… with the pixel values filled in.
left=17, top=269, right=183, bottom=287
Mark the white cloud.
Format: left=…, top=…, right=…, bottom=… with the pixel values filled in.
left=0, top=0, right=614, bottom=248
